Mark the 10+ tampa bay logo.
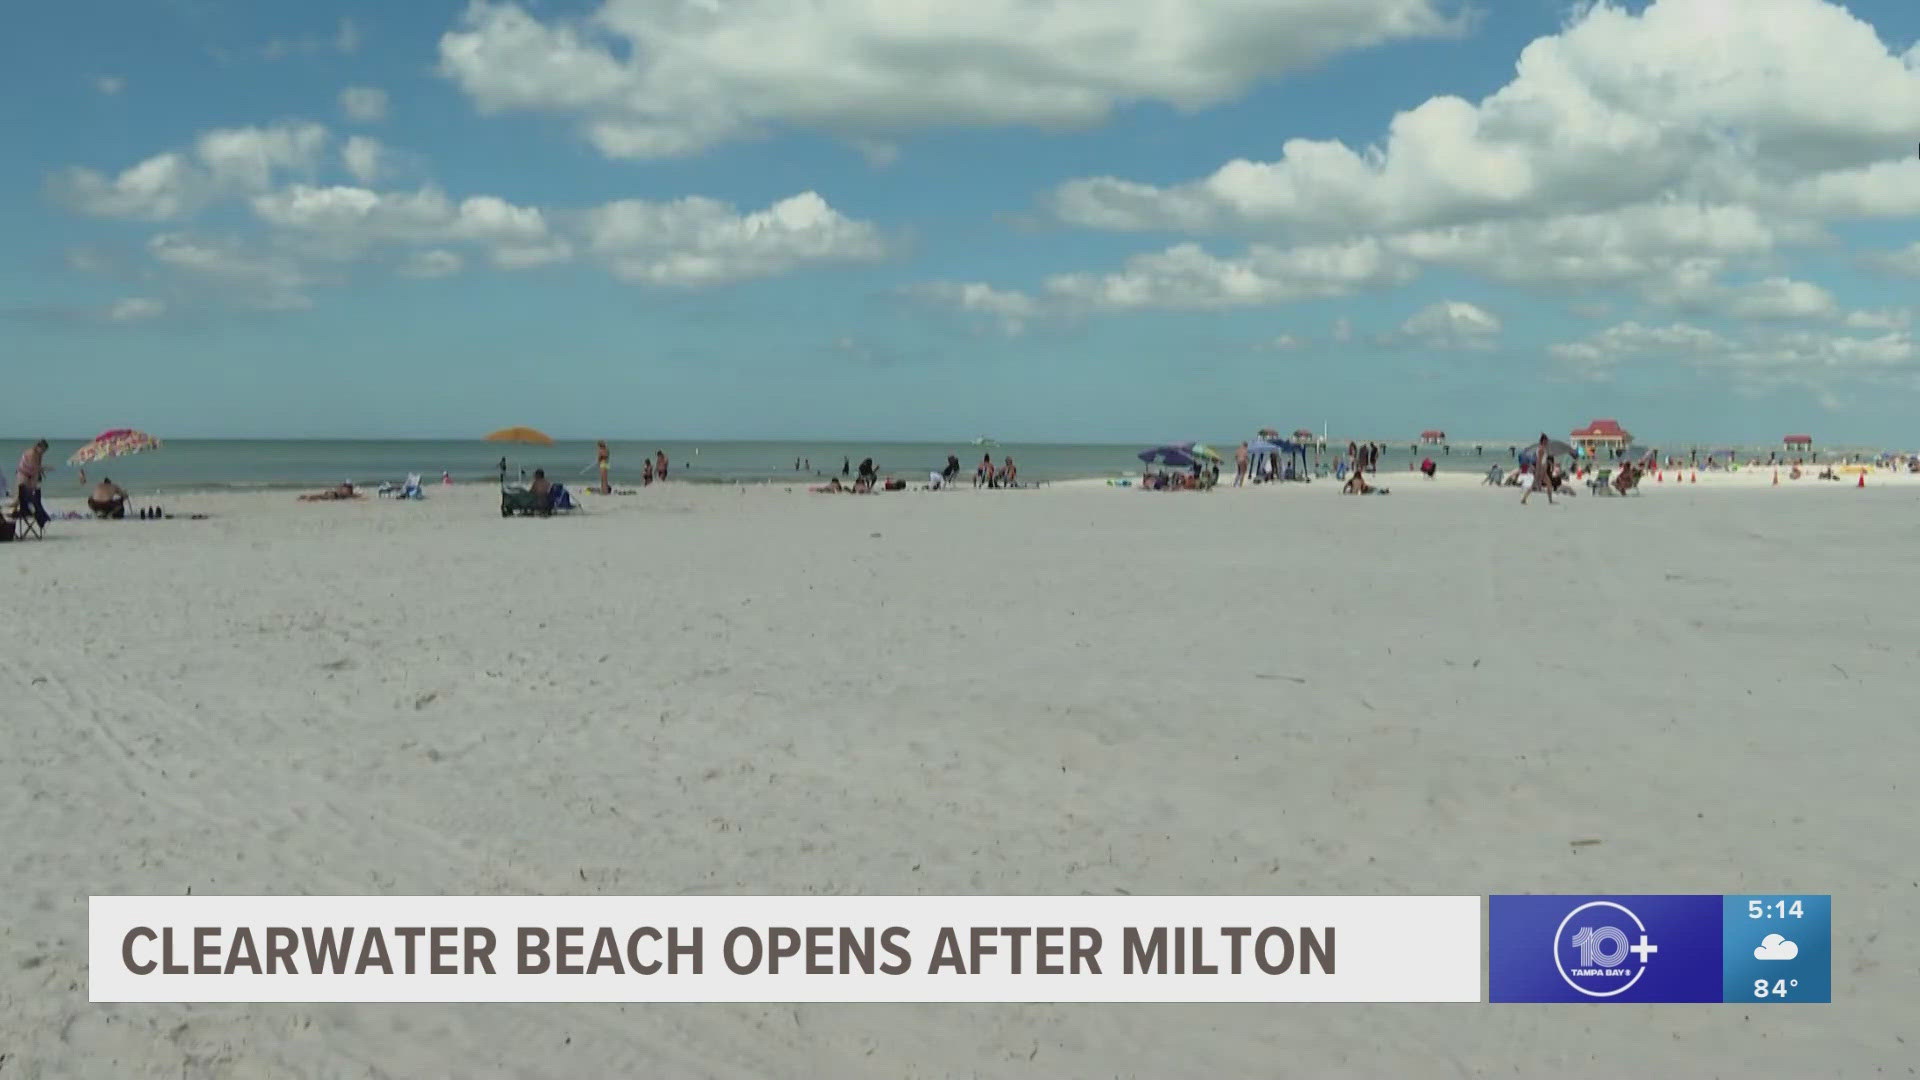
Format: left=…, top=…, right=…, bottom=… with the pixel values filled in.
left=1552, top=900, right=1659, bottom=997
left=1490, top=895, right=1725, bottom=1003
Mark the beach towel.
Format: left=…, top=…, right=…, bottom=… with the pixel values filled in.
left=549, top=484, right=576, bottom=511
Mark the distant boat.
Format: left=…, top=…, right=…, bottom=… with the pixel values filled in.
left=972, top=436, right=999, bottom=447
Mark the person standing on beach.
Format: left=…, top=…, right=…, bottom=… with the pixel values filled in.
left=596, top=441, right=611, bottom=494
left=655, top=449, right=668, bottom=482
left=1235, top=442, right=1249, bottom=486
left=1521, top=454, right=1556, bottom=505
left=13, top=439, right=49, bottom=527
left=842, top=457, right=850, bottom=477
left=497, top=457, right=508, bottom=483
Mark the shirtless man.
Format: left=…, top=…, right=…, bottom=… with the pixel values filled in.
left=89, top=477, right=130, bottom=518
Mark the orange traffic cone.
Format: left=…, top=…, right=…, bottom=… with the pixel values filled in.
left=1858, top=472, right=1866, bottom=488
left=1690, top=470, right=1697, bottom=484
left=1656, top=470, right=1664, bottom=483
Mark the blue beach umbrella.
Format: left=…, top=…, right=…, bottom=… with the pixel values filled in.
left=1138, top=444, right=1199, bottom=468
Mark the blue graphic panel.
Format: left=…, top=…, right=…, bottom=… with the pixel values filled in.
left=1721, top=895, right=1831, bottom=1003
left=1490, top=895, right=1724, bottom=1002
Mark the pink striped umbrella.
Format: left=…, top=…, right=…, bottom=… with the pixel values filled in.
left=67, top=428, right=162, bottom=466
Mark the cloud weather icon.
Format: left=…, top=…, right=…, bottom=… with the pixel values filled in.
left=1754, top=934, right=1800, bottom=961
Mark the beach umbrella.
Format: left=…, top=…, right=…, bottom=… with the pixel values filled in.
left=1258, top=428, right=1281, bottom=438
left=1291, top=428, right=1315, bottom=441
left=485, top=426, right=554, bottom=446
left=1138, top=444, right=1199, bottom=468
left=1518, top=439, right=1576, bottom=466
left=1190, top=443, right=1224, bottom=463
left=67, top=428, right=161, bottom=466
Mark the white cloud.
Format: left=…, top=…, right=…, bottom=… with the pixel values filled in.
left=1048, top=238, right=1414, bottom=312
left=1843, top=308, right=1910, bottom=330
left=1397, top=300, right=1500, bottom=348
left=339, top=87, right=389, bottom=123
left=55, top=122, right=329, bottom=221
left=95, top=75, right=124, bottom=95
left=1711, top=277, right=1839, bottom=322
left=250, top=183, right=573, bottom=268
left=1754, top=934, right=1800, bottom=961
left=905, top=282, right=1040, bottom=334
left=438, top=0, right=1460, bottom=158
left=580, top=191, right=885, bottom=286
left=919, top=237, right=1413, bottom=324
left=399, top=249, right=464, bottom=278
left=53, top=122, right=888, bottom=303
left=106, top=297, right=164, bottom=322
left=341, top=136, right=384, bottom=184
left=1549, top=318, right=1916, bottom=393
left=148, top=233, right=314, bottom=309
left=1865, top=241, right=1920, bottom=276
left=1027, top=0, right=1920, bottom=329
left=1052, top=0, right=1920, bottom=237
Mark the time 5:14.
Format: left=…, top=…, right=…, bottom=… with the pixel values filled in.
left=1748, top=900, right=1805, bottom=918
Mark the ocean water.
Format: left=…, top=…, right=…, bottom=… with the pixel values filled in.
left=3, top=437, right=1879, bottom=494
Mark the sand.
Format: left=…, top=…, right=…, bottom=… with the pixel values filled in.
left=4, top=478, right=1915, bottom=1077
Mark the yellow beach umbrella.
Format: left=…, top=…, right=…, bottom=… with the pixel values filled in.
left=485, top=426, right=554, bottom=446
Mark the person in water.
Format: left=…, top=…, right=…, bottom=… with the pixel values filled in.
left=654, top=450, right=668, bottom=482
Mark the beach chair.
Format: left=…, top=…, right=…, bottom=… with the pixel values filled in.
left=378, top=474, right=424, bottom=499
left=7, top=491, right=46, bottom=539
left=500, top=483, right=579, bottom=517
left=1587, top=469, right=1614, bottom=496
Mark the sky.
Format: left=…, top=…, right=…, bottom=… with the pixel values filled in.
left=4, top=0, right=1920, bottom=444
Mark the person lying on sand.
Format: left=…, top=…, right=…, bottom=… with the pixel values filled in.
left=1343, top=471, right=1387, bottom=495
left=811, top=478, right=848, bottom=493
left=298, top=482, right=361, bottom=501
left=88, top=478, right=130, bottom=518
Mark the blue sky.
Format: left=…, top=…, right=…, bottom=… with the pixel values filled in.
left=5, top=0, right=1919, bottom=444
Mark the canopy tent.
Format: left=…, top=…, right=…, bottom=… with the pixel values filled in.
left=1246, top=438, right=1309, bottom=480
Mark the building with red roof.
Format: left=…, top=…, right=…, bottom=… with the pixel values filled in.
left=1570, top=419, right=1632, bottom=454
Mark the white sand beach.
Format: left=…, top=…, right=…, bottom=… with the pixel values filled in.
left=5, top=478, right=1916, bottom=1076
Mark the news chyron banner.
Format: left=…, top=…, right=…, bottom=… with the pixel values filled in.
left=88, top=894, right=1831, bottom=1003
left=90, top=896, right=1483, bottom=1003
left=1489, top=894, right=1831, bottom=1003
